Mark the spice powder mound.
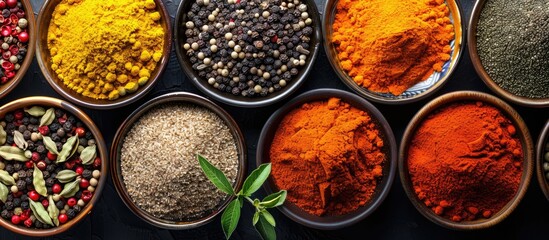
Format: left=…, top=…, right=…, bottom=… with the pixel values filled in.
left=47, top=0, right=165, bottom=100
left=270, top=98, right=385, bottom=216
left=407, top=102, right=523, bottom=222
left=332, top=0, right=454, bottom=96
left=120, top=104, right=239, bottom=221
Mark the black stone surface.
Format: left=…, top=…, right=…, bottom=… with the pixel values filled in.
left=0, top=0, right=547, bottom=239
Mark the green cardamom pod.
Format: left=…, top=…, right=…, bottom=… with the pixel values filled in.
left=0, top=146, right=29, bottom=162
left=0, top=183, right=7, bottom=203
left=13, top=130, right=27, bottom=150
left=0, top=125, right=6, bottom=145
left=30, top=199, right=54, bottom=226
left=80, top=145, right=96, bottom=165
left=48, top=195, right=60, bottom=226
left=0, top=170, right=15, bottom=186
left=56, top=136, right=78, bottom=163
left=33, top=164, right=47, bottom=197
left=55, top=169, right=77, bottom=183
left=24, top=106, right=46, bottom=117
left=60, top=178, right=80, bottom=198
left=42, top=136, right=59, bottom=155
left=39, top=108, right=55, bottom=127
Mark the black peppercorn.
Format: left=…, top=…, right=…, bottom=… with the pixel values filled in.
left=20, top=201, right=29, bottom=210
left=56, top=201, right=65, bottom=210
left=82, top=169, right=92, bottom=179
left=1, top=209, right=12, bottom=219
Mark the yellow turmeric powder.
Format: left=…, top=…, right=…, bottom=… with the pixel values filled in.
left=332, top=0, right=454, bottom=96
left=47, top=0, right=165, bottom=100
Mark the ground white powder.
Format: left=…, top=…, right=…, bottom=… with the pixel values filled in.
left=120, top=104, right=239, bottom=221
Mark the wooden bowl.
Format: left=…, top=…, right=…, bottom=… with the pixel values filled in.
left=468, top=0, right=549, bottom=108
left=174, top=0, right=321, bottom=108
left=0, top=96, right=108, bottom=237
left=322, top=0, right=464, bottom=104
left=35, top=0, right=172, bottom=109
left=110, top=92, right=247, bottom=230
left=0, top=0, right=36, bottom=99
left=256, top=88, right=397, bottom=230
left=536, top=120, right=549, bottom=201
left=399, top=91, right=534, bottom=230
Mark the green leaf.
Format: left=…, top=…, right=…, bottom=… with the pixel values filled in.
left=260, top=190, right=287, bottom=208
left=56, top=135, right=78, bottom=163
left=253, top=211, right=260, bottom=226
left=80, top=145, right=96, bottom=165
left=33, top=164, right=48, bottom=197
left=197, top=154, right=234, bottom=195
left=261, top=210, right=276, bottom=227
left=42, top=136, right=59, bottom=155
left=30, top=199, right=54, bottom=226
left=0, top=146, right=29, bottom=161
left=255, top=213, right=276, bottom=240
left=0, top=183, right=8, bottom=203
left=39, top=108, right=55, bottom=127
left=25, top=106, right=46, bottom=117
left=242, top=163, right=271, bottom=196
left=47, top=196, right=60, bottom=226
left=221, top=198, right=241, bottom=239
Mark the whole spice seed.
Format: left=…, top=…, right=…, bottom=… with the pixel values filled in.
left=332, top=0, right=454, bottom=96
left=0, top=106, right=102, bottom=229
left=477, top=0, right=549, bottom=99
left=120, top=104, right=238, bottom=221
left=407, top=102, right=522, bottom=222
left=183, top=0, right=315, bottom=97
left=0, top=0, right=29, bottom=85
left=270, top=98, right=385, bottom=216
left=47, top=0, right=165, bottom=100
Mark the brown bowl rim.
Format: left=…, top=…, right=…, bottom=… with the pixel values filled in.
left=467, top=0, right=549, bottom=108
left=0, top=96, right=108, bottom=237
left=535, top=120, right=549, bottom=201
left=173, top=0, right=322, bottom=108
left=0, top=0, right=37, bottom=100
left=398, top=91, right=534, bottom=230
left=110, top=91, right=247, bottom=230
left=256, top=88, right=397, bottom=230
left=322, top=0, right=464, bottom=105
left=35, top=0, right=173, bottom=110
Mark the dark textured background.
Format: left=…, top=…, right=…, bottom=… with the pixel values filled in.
left=0, top=0, right=548, bottom=239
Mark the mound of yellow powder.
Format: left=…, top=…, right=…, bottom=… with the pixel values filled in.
left=47, top=0, right=165, bottom=100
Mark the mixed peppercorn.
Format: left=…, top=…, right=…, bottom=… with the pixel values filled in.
left=0, top=106, right=101, bottom=229
left=183, top=0, right=314, bottom=97
left=0, top=0, right=29, bottom=85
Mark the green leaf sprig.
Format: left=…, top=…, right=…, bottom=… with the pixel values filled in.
left=198, top=154, right=286, bottom=240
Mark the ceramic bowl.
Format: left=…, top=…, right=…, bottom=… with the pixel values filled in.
left=0, top=96, right=108, bottom=237
left=0, top=0, right=36, bottom=100
left=174, top=0, right=321, bottom=108
left=35, top=0, right=172, bottom=109
left=536, top=120, right=549, bottom=201
left=468, top=0, right=549, bottom=107
left=322, top=0, right=464, bottom=104
left=399, top=91, right=534, bottom=230
left=110, top=91, right=247, bottom=230
left=256, top=88, right=397, bottom=230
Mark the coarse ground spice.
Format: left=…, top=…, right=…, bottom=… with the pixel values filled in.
left=270, top=98, right=385, bottom=216
left=332, top=0, right=454, bottom=96
left=477, top=0, right=549, bottom=99
left=120, top=104, right=239, bottom=221
left=47, top=0, right=165, bottom=100
left=407, top=102, right=523, bottom=222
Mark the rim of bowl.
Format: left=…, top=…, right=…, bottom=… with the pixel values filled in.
left=536, top=120, right=549, bottom=201
left=110, top=91, right=247, bottom=230
left=35, top=0, right=173, bottom=110
left=322, top=0, right=464, bottom=105
left=468, top=0, right=549, bottom=108
left=174, top=0, right=322, bottom=108
left=0, top=0, right=36, bottom=100
left=0, top=96, right=108, bottom=237
left=398, top=91, right=534, bottom=230
left=256, top=88, right=397, bottom=230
